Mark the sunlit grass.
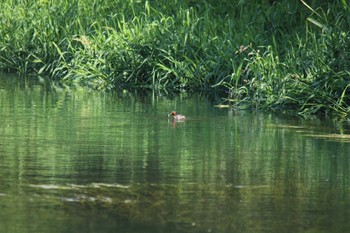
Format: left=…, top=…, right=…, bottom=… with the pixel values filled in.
left=0, top=0, right=350, bottom=117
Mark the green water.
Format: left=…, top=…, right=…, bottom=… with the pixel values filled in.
left=1, top=74, right=350, bottom=233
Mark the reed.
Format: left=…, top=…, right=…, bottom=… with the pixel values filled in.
left=0, top=0, right=350, bottom=116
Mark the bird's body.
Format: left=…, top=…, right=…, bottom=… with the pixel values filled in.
left=168, top=111, right=186, bottom=120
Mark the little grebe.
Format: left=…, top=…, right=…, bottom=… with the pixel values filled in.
left=168, top=111, right=186, bottom=120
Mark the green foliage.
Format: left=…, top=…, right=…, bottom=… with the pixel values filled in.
left=0, top=0, right=350, bottom=116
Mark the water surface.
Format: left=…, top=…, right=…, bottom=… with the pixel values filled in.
left=1, top=74, right=350, bottom=233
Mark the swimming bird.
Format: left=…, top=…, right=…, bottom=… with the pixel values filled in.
left=168, top=111, right=186, bottom=120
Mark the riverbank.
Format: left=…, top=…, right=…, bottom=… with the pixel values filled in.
left=1, top=0, right=350, bottom=117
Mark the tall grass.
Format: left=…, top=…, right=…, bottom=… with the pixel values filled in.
left=0, top=0, right=350, bottom=117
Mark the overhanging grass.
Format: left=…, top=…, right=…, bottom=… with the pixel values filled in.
left=0, top=0, right=350, bottom=117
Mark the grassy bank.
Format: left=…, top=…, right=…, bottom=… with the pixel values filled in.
left=1, top=0, right=350, bottom=117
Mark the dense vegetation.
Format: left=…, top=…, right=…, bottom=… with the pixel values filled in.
left=1, top=0, right=350, bottom=117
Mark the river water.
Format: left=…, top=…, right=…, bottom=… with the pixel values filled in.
left=1, top=73, right=350, bottom=233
